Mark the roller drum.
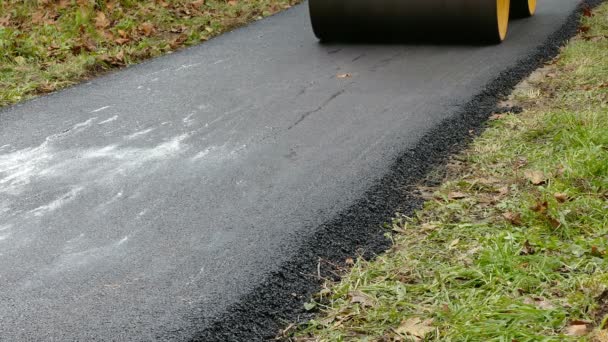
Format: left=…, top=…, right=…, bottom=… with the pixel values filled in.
left=309, top=0, right=511, bottom=43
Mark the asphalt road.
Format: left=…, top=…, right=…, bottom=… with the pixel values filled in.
left=0, top=0, right=582, bottom=340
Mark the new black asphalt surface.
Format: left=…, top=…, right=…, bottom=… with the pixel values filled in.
left=0, top=0, right=591, bottom=340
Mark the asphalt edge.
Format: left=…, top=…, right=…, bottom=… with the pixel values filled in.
left=188, top=1, right=604, bottom=340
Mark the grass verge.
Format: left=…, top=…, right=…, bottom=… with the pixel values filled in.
left=0, top=0, right=300, bottom=108
left=291, top=4, right=608, bottom=341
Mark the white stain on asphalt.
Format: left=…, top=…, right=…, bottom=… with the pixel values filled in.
left=0, top=134, right=190, bottom=198
left=175, top=63, right=202, bottom=71
left=98, top=115, right=118, bottom=125
left=191, top=148, right=212, bottom=161
left=126, top=128, right=156, bottom=140
left=91, top=106, right=111, bottom=113
left=29, top=187, right=84, bottom=217
left=183, top=113, right=196, bottom=126
left=71, top=117, right=97, bottom=130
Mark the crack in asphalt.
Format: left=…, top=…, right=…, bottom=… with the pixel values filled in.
left=288, top=89, right=347, bottom=130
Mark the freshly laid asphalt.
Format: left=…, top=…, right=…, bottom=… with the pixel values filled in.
left=0, top=0, right=587, bottom=340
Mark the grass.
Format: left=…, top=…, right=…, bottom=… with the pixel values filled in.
left=291, top=4, right=608, bottom=341
left=0, top=0, right=300, bottom=108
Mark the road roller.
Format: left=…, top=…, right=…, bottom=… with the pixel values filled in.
left=309, top=0, right=537, bottom=43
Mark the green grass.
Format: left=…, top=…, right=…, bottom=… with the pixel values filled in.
left=0, top=0, right=300, bottom=107
left=292, top=4, right=608, bottom=342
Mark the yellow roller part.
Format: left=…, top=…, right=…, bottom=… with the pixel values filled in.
left=528, top=0, right=538, bottom=16
left=497, top=0, right=511, bottom=42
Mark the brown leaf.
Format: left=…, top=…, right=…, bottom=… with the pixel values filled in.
left=106, top=1, right=116, bottom=10
left=170, top=25, right=187, bottom=33
left=395, top=317, right=435, bottom=341
left=592, top=330, right=608, bottom=342
left=345, top=257, right=354, bottom=266
left=591, top=246, right=606, bottom=258
left=515, top=157, right=528, bottom=169
left=524, top=170, right=547, bottom=185
left=95, top=11, right=110, bottom=30
left=448, top=239, right=460, bottom=249
left=114, top=37, right=130, bottom=45
left=531, top=201, right=548, bottom=213
left=583, top=7, right=593, bottom=17
left=554, top=193, right=568, bottom=203
left=99, top=50, right=126, bottom=67
left=503, top=212, right=523, bottom=226
left=490, top=113, right=507, bottom=120
left=523, top=296, right=554, bottom=310
left=36, top=83, right=56, bottom=94
left=114, top=50, right=125, bottom=61
left=448, top=192, right=467, bottom=200
left=117, top=29, right=129, bottom=38
left=191, top=0, right=206, bottom=7
left=546, top=216, right=561, bottom=229
left=31, top=11, right=47, bottom=25
left=0, top=15, right=10, bottom=27
left=565, top=321, right=591, bottom=336
left=138, top=22, right=155, bottom=37
left=520, top=240, right=536, bottom=255
left=348, top=291, right=374, bottom=308
left=71, top=37, right=97, bottom=54
left=337, top=73, right=352, bottom=79
left=497, top=186, right=510, bottom=196
left=170, top=34, right=188, bottom=49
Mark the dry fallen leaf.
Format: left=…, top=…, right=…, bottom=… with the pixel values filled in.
left=515, top=157, right=528, bottom=169
left=448, top=239, right=460, bottom=249
left=348, top=291, right=375, bottom=308
left=579, top=25, right=591, bottom=34
left=546, top=215, right=561, bottom=228
left=14, top=56, right=26, bottom=65
left=191, top=0, right=206, bottom=8
left=524, top=170, right=547, bottom=185
left=139, top=22, right=156, bottom=37
left=554, top=193, right=568, bottom=203
left=592, top=330, right=608, bottom=342
left=448, top=192, right=467, bottom=200
left=395, top=317, right=435, bottom=341
left=531, top=201, right=548, bottom=213
left=170, top=34, right=188, bottom=49
left=503, top=212, right=523, bottom=226
left=337, top=73, right=352, bottom=79
left=523, top=296, right=554, bottom=310
left=520, top=240, right=536, bottom=255
left=95, top=11, right=110, bottom=30
left=565, top=321, right=591, bottom=336
left=591, top=246, right=606, bottom=258
left=114, top=37, right=130, bottom=45
left=0, top=15, right=11, bottom=27
left=490, top=113, right=507, bottom=120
